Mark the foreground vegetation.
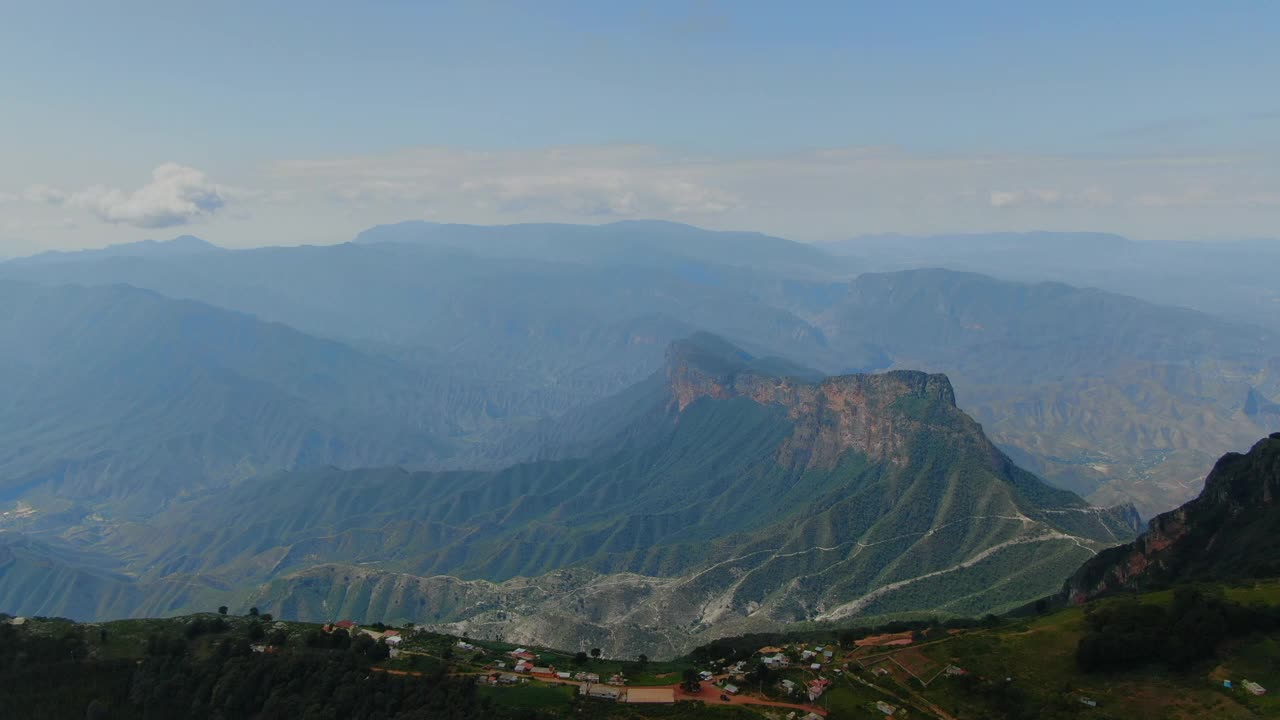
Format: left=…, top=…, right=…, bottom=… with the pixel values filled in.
left=4, top=579, right=1279, bottom=719
left=823, top=580, right=1280, bottom=719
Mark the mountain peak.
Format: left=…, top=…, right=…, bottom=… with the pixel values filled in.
left=664, top=333, right=956, bottom=469
left=162, top=234, right=217, bottom=249
left=10, top=235, right=220, bottom=265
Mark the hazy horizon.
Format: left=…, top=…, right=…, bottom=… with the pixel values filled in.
left=4, top=2, right=1279, bottom=254
left=5, top=218, right=1280, bottom=261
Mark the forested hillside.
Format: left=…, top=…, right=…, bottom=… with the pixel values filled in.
left=4, top=223, right=1276, bottom=516
left=0, top=334, right=1136, bottom=657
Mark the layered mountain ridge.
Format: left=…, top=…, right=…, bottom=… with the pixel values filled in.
left=4, top=223, right=1275, bottom=517
left=1066, top=432, right=1280, bottom=602
left=19, top=333, right=1131, bottom=657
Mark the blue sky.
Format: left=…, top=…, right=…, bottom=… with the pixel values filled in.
left=2, top=1, right=1279, bottom=252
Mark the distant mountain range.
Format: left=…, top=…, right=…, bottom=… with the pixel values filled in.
left=0, top=333, right=1138, bottom=656
left=3, top=223, right=1274, bottom=516
left=0, top=280, right=463, bottom=514
left=7, top=234, right=222, bottom=266
left=0, top=220, right=1276, bottom=657
left=822, top=231, right=1280, bottom=332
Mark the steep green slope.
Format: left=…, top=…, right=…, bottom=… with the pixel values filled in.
left=0, top=280, right=456, bottom=513
left=0, top=532, right=144, bottom=619
left=1067, top=433, right=1280, bottom=601
left=60, top=334, right=1136, bottom=656
left=5, top=224, right=1276, bottom=516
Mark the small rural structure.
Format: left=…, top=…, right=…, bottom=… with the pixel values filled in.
left=578, top=683, right=622, bottom=701
left=763, top=653, right=790, bottom=668
left=625, top=687, right=675, bottom=704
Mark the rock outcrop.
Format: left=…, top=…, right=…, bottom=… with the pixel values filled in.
left=1066, top=432, right=1280, bottom=603
left=665, top=334, right=957, bottom=469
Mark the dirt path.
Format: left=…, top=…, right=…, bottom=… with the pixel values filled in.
left=676, top=683, right=827, bottom=716
left=373, top=667, right=428, bottom=678
left=438, top=669, right=827, bottom=716
left=844, top=672, right=954, bottom=720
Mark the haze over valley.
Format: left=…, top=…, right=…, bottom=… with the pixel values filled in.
left=4, top=4, right=1280, bottom=718
left=1, top=220, right=1277, bottom=658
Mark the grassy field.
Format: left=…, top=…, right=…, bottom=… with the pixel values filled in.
left=13, top=579, right=1279, bottom=719
left=478, top=683, right=578, bottom=709
left=884, top=580, right=1280, bottom=719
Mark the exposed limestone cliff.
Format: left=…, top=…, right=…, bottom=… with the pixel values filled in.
left=665, top=335, right=956, bottom=469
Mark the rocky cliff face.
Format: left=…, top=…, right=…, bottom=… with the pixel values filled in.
left=665, top=337, right=957, bottom=470
left=1066, top=432, right=1280, bottom=602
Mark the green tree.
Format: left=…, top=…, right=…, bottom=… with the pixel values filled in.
left=590, top=648, right=601, bottom=660
left=680, top=668, right=701, bottom=693
left=218, top=606, right=228, bottom=616
left=637, top=653, right=648, bottom=668
left=248, top=607, right=259, bottom=617
left=573, top=651, right=588, bottom=665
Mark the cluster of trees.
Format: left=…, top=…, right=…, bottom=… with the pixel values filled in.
left=1077, top=585, right=1280, bottom=672
left=679, top=668, right=702, bottom=693
left=0, top=618, right=547, bottom=719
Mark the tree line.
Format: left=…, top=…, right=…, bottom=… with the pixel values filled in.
left=1077, top=585, right=1280, bottom=672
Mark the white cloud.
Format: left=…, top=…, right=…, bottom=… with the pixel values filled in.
left=1241, top=191, right=1280, bottom=208
left=254, top=145, right=1280, bottom=241
left=273, top=146, right=739, bottom=220
left=988, top=188, right=1070, bottom=207
left=989, top=190, right=1020, bottom=208
left=59, top=164, right=230, bottom=228
left=13, top=145, right=1279, bottom=250
left=1131, top=187, right=1226, bottom=209
left=22, top=184, right=67, bottom=204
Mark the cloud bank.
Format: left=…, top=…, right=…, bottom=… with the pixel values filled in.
left=266, top=145, right=1280, bottom=241
left=274, top=146, right=738, bottom=220
left=26, top=164, right=230, bottom=229
left=7, top=145, right=1279, bottom=251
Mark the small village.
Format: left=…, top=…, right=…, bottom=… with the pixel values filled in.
left=294, top=618, right=983, bottom=718
left=270, top=610, right=1276, bottom=720
left=5, top=588, right=1278, bottom=720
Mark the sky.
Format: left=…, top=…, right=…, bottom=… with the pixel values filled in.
left=2, top=0, right=1279, bottom=254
